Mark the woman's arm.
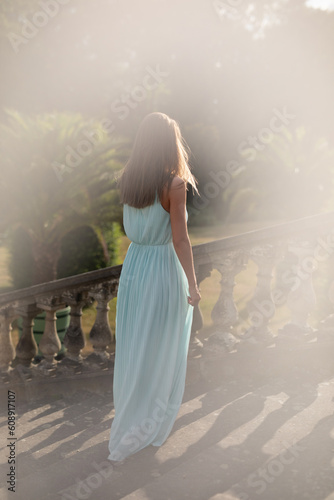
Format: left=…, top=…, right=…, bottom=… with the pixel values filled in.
left=169, top=176, right=201, bottom=306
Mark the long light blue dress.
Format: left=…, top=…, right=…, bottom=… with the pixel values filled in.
left=108, top=191, right=194, bottom=461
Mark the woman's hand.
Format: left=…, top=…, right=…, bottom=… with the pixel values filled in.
left=188, top=284, right=201, bottom=307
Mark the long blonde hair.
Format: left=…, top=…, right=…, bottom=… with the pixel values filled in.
left=116, top=112, right=199, bottom=208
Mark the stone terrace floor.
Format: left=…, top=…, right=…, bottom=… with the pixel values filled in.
left=1, top=331, right=334, bottom=500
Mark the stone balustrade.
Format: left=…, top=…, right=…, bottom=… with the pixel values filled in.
left=1, top=211, right=334, bottom=381
left=0, top=265, right=121, bottom=379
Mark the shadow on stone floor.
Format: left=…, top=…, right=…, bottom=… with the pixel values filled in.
left=0, top=338, right=333, bottom=500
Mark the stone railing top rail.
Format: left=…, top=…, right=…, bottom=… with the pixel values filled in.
left=0, top=264, right=123, bottom=309
left=1, top=210, right=334, bottom=309
left=192, top=210, right=334, bottom=258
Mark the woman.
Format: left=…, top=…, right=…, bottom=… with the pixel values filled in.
left=108, top=112, right=201, bottom=463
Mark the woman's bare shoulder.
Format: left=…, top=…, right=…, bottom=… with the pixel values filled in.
left=170, top=176, right=185, bottom=190
left=161, top=176, right=185, bottom=211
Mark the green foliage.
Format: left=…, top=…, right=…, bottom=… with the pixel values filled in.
left=0, top=108, right=128, bottom=284
left=8, top=227, right=34, bottom=290
left=101, top=221, right=122, bottom=266
left=188, top=207, right=218, bottom=228
left=8, top=222, right=121, bottom=290
left=57, top=223, right=121, bottom=279
left=1, top=0, right=334, bottom=234
left=0, top=0, right=42, bottom=36
left=223, top=127, right=334, bottom=224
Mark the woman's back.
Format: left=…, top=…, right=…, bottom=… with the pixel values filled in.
left=123, top=191, right=187, bottom=246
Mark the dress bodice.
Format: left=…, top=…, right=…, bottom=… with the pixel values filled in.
left=123, top=192, right=188, bottom=246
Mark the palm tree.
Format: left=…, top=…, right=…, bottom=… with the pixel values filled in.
left=0, top=108, right=128, bottom=285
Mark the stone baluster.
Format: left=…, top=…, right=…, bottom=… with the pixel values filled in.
left=191, top=262, right=213, bottom=335
left=317, top=273, right=334, bottom=338
left=87, top=280, right=118, bottom=363
left=13, top=304, right=40, bottom=368
left=61, top=291, right=91, bottom=364
left=315, top=231, right=334, bottom=338
left=36, top=297, right=64, bottom=370
left=208, top=249, right=248, bottom=352
left=243, top=244, right=280, bottom=344
left=0, top=306, right=16, bottom=372
left=277, top=238, right=317, bottom=341
left=189, top=261, right=213, bottom=354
